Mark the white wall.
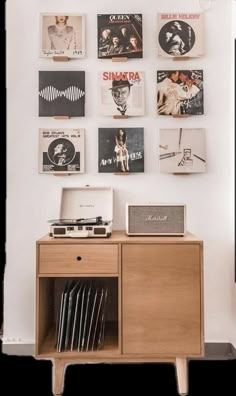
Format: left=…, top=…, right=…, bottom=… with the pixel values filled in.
left=5, top=0, right=235, bottom=346
left=230, top=0, right=236, bottom=347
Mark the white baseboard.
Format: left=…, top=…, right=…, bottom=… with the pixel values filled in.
left=203, top=343, right=236, bottom=360
left=2, top=342, right=35, bottom=356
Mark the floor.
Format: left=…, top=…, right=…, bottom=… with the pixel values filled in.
left=0, top=354, right=236, bottom=395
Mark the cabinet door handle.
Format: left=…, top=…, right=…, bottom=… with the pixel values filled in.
left=76, top=256, right=82, bottom=261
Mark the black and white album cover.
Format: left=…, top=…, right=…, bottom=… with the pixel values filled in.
left=159, top=128, right=206, bottom=173
left=40, top=13, right=85, bottom=58
left=98, top=127, right=144, bottom=173
left=157, top=70, right=204, bottom=116
left=39, top=71, right=85, bottom=117
left=39, top=128, right=85, bottom=174
left=99, top=71, right=145, bottom=116
left=157, top=13, right=204, bottom=58
left=97, top=14, right=143, bottom=59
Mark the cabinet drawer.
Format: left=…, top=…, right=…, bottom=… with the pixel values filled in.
left=39, top=244, right=118, bottom=274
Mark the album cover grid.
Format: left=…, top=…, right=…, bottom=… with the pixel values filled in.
left=38, top=12, right=206, bottom=175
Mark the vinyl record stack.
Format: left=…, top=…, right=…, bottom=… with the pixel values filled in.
left=56, top=280, right=108, bottom=352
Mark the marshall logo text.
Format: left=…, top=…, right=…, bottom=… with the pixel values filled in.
left=145, top=215, right=168, bottom=222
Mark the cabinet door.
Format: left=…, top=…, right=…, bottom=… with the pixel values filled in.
left=122, top=244, right=202, bottom=356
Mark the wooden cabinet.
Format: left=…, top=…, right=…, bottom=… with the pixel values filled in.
left=36, top=232, right=204, bottom=395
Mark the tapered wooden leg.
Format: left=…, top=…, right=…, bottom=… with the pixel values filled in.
left=52, top=359, right=65, bottom=396
left=175, top=358, right=188, bottom=395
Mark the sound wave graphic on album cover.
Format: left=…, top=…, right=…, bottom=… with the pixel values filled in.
left=39, top=71, right=85, bottom=117
left=39, top=86, right=85, bottom=102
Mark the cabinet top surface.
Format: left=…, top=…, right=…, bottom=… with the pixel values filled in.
left=37, top=231, right=203, bottom=245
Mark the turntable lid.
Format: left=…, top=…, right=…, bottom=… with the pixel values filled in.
left=60, top=186, right=113, bottom=222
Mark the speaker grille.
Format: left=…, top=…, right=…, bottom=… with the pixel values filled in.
left=128, top=205, right=185, bottom=235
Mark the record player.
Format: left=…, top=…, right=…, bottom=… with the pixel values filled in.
left=49, top=186, right=113, bottom=238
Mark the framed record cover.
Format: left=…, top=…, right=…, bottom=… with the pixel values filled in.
left=99, top=71, right=145, bottom=116
left=40, top=13, right=85, bottom=58
left=97, top=14, right=143, bottom=59
left=159, top=128, right=206, bottom=173
left=157, top=13, right=204, bottom=58
left=39, top=71, right=85, bottom=117
left=157, top=70, right=204, bottom=116
left=39, top=128, right=85, bottom=174
left=98, top=127, right=144, bottom=173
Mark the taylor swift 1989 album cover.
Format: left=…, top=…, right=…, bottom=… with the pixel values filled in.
left=40, top=13, right=85, bottom=58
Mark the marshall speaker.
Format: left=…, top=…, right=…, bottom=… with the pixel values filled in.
left=126, top=204, right=186, bottom=236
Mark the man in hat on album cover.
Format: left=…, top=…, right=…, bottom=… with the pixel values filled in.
left=109, top=78, right=133, bottom=116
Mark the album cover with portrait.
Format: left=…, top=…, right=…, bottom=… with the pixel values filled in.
left=157, top=70, right=204, bottom=116
left=98, top=128, right=144, bottom=173
left=40, top=13, right=85, bottom=58
left=157, top=13, right=204, bottom=58
left=99, top=71, right=145, bottom=116
left=39, top=128, right=85, bottom=174
left=159, top=128, right=206, bottom=173
left=97, top=14, right=143, bottom=59
left=39, top=71, right=85, bottom=117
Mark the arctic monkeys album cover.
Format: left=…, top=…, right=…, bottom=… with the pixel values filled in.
left=38, top=71, right=85, bottom=117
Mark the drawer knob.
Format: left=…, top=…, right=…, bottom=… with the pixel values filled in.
left=76, top=256, right=82, bottom=261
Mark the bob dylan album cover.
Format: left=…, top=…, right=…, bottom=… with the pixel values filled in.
left=39, top=71, right=85, bottom=117
left=97, top=13, right=143, bottom=59
left=99, top=71, right=145, bottom=116
left=98, top=127, right=144, bottom=173
left=157, top=13, right=204, bottom=58
left=159, top=128, right=206, bottom=173
left=40, top=13, right=85, bottom=58
left=39, top=128, right=85, bottom=174
left=157, top=69, right=204, bottom=116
